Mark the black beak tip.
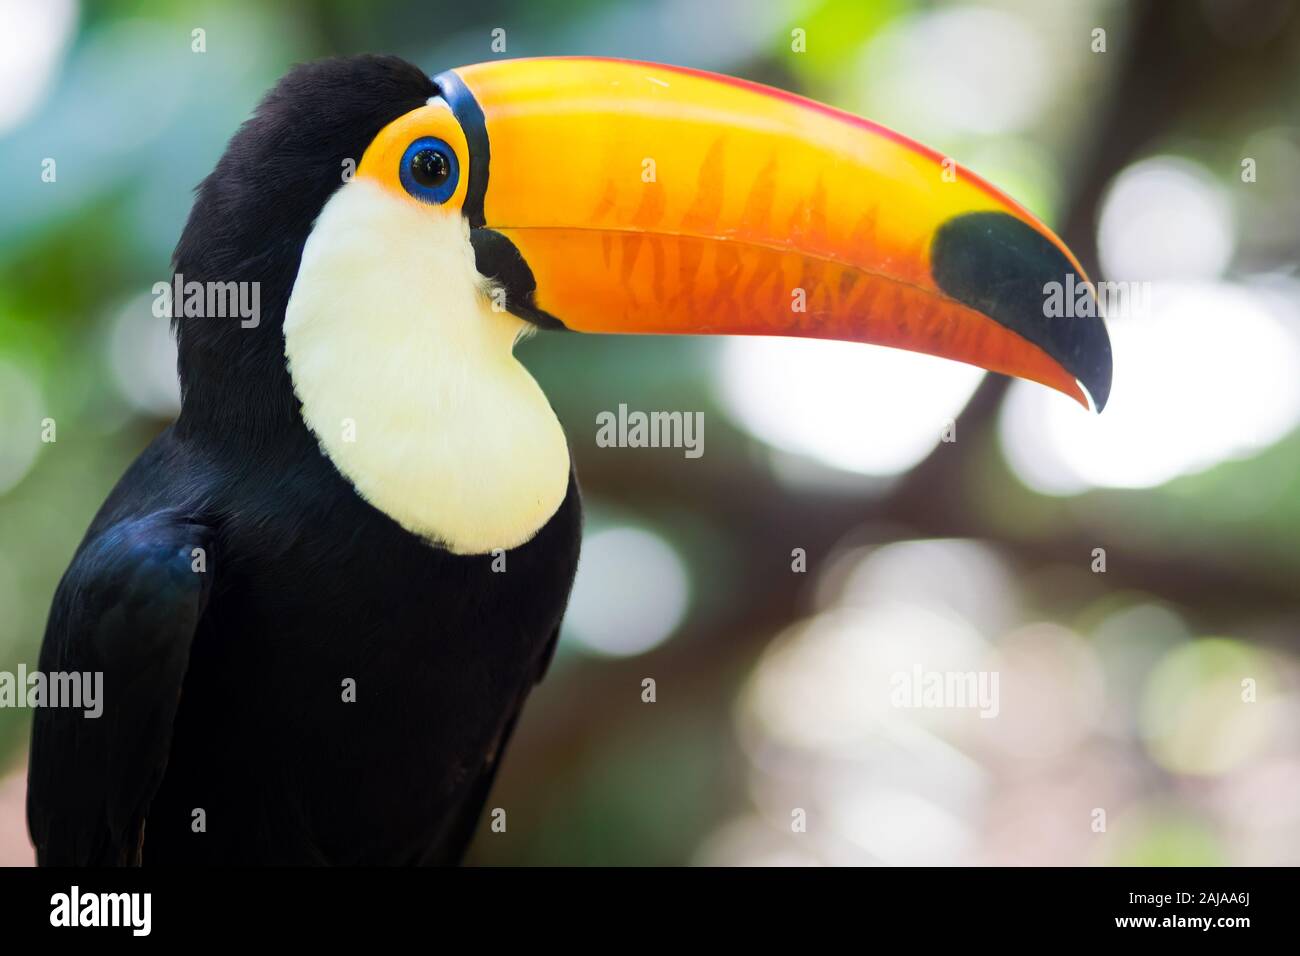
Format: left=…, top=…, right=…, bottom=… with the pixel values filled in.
left=931, top=211, right=1113, bottom=413
left=1078, top=326, right=1113, bottom=413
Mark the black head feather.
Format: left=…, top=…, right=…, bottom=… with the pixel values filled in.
left=172, top=55, right=435, bottom=442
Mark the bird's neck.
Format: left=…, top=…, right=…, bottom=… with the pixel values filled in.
left=281, top=181, right=571, bottom=555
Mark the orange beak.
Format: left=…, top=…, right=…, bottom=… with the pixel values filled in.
left=434, top=57, right=1112, bottom=411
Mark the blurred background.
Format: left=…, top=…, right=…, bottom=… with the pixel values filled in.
left=1, top=0, right=1299, bottom=866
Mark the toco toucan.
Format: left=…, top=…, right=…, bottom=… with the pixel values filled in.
left=27, top=54, right=1111, bottom=865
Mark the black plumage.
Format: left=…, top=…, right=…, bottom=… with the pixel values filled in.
left=27, top=55, right=582, bottom=865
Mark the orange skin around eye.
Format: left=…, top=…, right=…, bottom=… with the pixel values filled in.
left=356, top=102, right=472, bottom=211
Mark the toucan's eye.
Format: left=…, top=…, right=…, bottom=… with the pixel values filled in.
left=399, top=137, right=459, bottom=204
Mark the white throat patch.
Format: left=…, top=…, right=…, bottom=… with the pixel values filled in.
left=283, top=180, right=571, bottom=555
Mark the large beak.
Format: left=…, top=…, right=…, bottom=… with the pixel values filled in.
left=434, top=57, right=1112, bottom=411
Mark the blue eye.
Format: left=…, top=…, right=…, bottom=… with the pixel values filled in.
left=399, top=137, right=459, bottom=204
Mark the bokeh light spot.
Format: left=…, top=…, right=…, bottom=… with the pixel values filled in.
left=858, top=8, right=1051, bottom=138
left=718, top=338, right=983, bottom=476
left=0, top=358, right=45, bottom=495
left=1098, top=156, right=1235, bottom=281
left=108, top=294, right=181, bottom=418
left=563, top=525, right=689, bottom=658
left=0, top=0, right=77, bottom=134
left=1141, top=638, right=1277, bottom=777
left=999, top=282, right=1300, bottom=493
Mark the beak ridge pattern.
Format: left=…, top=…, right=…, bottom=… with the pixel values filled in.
left=433, top=57, right=1114, bottom=412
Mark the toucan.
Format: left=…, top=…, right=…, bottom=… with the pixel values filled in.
left=27, top=54, right=1111, bottom=865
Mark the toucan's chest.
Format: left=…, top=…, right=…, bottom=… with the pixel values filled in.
left=250, top=471, right=574, bottom=631
left=143, top=460, right=581, bottom=863
left=199, top=455, right=581, bottom=687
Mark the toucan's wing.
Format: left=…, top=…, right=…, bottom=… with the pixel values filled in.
left=27, top=511, right=214, bottom=865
